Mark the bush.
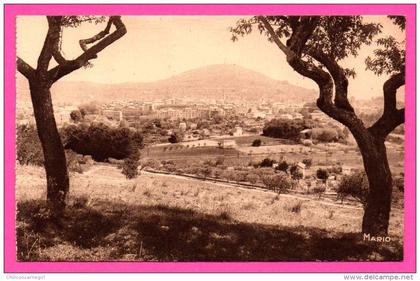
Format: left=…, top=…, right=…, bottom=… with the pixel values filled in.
left=65, top=150, right=83, bottom=174
left=233, top=171, right=248, bottom=183
left=252, top=139, right=262, bottom=147
left=260, top=158, right=275, bottom=168
left=168, top=131, right=184, bottom=143
left=79, top=101, right=100, bottom=115
left=276, top=161, right=289, bottom=173
left=16, top=124, right=44, bottom=166
left=215, top=156, right=225, bottom=166
left=290, top=164, right=303, bottom=180
left=311, top=128, right=339, bottom=143
left=302, top=158, right=312, bottom=168
left=199, top=166, right=213, bottom=179
left=70, top=110, right=83, bottom=123
left=337, top=171, right=369, bottom=207
left=262, top=119, right=313, bottom=140
left=261, top=172, right=292, bottom=193
left=245, top=173, right=259, bottom=184
left=62, top=123, right=143, bottom=162
left=328, top=164, right=343, bottom=175
left=316, top=168, right=329, bottom=182
left=121, top=153, right=140, bottom=179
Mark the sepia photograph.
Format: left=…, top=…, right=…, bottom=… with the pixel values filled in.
left=11, top=7, right=411, bottom=267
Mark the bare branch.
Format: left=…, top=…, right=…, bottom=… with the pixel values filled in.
left=383, top=72, right=404, bottom=115
left=258, top=16, right=365, bottom=135
left=79, top=17, right=113, bottom=52
left=369, top=72, right=405, bottom=138
left=37, top=16, right=63, bottom=73
left=17, top=57, right=35, bottom=80
left=307, top=50, right=354, bottom=112
left=49, top=16, right=127, bottom=83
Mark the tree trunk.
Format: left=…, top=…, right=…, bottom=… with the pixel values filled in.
left=357, top=133, right=393, bottom=236
left=29, top=79, right=69, bottom=217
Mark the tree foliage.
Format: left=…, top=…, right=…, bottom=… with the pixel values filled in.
left=261, top=172, right=292, bottom=193
left=231, top=15, right=405, bottom=235
left=260, top=158, right=275, bottom=168
left=263, top=119, right=313, bottom=140
left=62, top=123, right=143, bottom=162
left=17, top=124, right=44, bottom=166
left=252, top=139, right=262, bottom=147
left=316, top=168, right=329, bottom=182
left=337, top=171, right=369, bottom=207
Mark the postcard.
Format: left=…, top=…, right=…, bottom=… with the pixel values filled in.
left=3, top=3, right=416, bottom=273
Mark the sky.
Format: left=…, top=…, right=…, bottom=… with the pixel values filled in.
left=17, top=16, right=405, bottom=100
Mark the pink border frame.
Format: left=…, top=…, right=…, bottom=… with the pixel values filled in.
left=4, top=4, right=416, bottom=273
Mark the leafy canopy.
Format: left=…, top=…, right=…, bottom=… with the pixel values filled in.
left=231, top=16, right=405, bottom=78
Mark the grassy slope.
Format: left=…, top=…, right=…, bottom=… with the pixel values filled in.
left=16, top=164, right=403, bottom=261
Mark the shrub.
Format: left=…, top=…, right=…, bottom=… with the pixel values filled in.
left=221, top=170, right=237, bottom=182
left=276, top=161, right=289, bottom=173
left=313, top=185, right=326, bottom=199
left=328, top=164, right=343, bottom=175
left=70, top=110, right=83, bottom=123
left=290, top=164, right=304, bottom=180
left=311, top=128, right=339, bottom=142
left=337, top=171, right=369, bottom=207
left=252, top=139, right=262, bottom=147
left=215, top=156, right=225, bottom=166
left=262, top=119, right=313, bottom=140
left=168, top=131, right=184, bottom=143
left=261, top=172, right=292, bottom=193
left=233, top=171, right=248, bottom=183
left=199, top=166, right=213, bottom=179
left=62, top=123, right=143, bottom=162
left=316, top=168, right=329, bottom=182
left=79, top=101, right=100, bottom=115
left=121, top=159, right=139, bottom=179
left=245, top=173, right=259, bottom=184
left=260, top=158, right=275, bottom=168
left=302, top=158, right=312, bottom=168
left=16, top=124, right=44, bottom=166
left=65, top=150, right=83, bottom=174
left=122, top=153, right=140, bottom=179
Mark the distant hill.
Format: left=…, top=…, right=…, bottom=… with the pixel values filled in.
left=17, top=64, right=317, bottom=105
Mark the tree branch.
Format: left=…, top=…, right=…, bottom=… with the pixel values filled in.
left=258, top=16, right=363, bottom=132
left=49, top=16, right=127, bottom=83
left=383, top=72, right=404, bottom=115
left=17, top=57, right=36, bottom=80
left=79, top=17, right=113, bottom=52
left=37, top=16, right=63, bottom=73
left=368, top=72, right=405, bottom=138
left=307, top=50, right=354, bottom=112
left=286, top=17, right=320, bottom=57
left=257, top=16, right=292, bottom=56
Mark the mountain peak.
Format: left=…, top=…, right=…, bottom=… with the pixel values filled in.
left=17, top=64, right=317, bottom=104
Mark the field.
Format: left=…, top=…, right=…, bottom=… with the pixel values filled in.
left=142, top=135, right=404, bottom=174
left=16, top=164, right=403, bottom=261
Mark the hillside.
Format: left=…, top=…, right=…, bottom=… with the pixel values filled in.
left=17, top=64, right=317, bottom=105
left=16, top=164, right=403, bottom=261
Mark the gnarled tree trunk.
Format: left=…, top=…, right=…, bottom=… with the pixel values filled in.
left=17, top=16, right=127, bottom=217
left=256, top=15, right=404, bottom=236
left=29, top=79, right=69, bottom=215
left=357, top=134, right=393, bottom=236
